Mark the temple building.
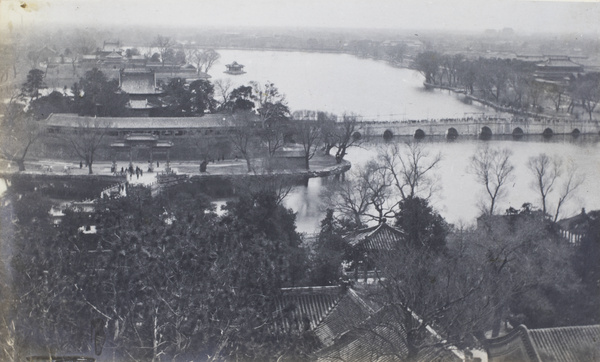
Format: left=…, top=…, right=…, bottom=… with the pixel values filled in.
left=118, top=69, right=164, bottom=116
left=97, top=40, right=122, bottom=58
left=534, top=56, right=584, bottom=84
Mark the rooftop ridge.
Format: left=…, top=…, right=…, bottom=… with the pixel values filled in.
left=530, top=324, right=600, bottom=333
left=313, top=290, right=346, bottom=329
left=280, top=285, right=343, bottom=294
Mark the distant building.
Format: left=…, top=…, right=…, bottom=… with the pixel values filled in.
left=118, top=69, right=164, bottom=116
left=44, top=113, right=253, bottom=137
left=534, top=56, right=584, bottom=84
left=485, top=324, right=600, bottom=362
left=36, top=46, right=58, bottom=63
left=103, top=51, right=124, bottom=68
left=98, top=40, right=122, bottom=57
left=557, top=208, right=599, bottom=244
left=224, top=61, right=246, bottom=75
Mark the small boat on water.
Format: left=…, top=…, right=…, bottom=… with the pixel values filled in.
left=224, top=61, right=246, bottom=75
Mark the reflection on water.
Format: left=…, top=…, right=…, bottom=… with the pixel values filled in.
left=287, top=135, right=600, bottom=233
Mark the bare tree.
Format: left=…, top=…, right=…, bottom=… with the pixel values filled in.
left=258, top=122, right=287, bottom=161
left=544, top=82, right=566, bottom=112
left=469, top=146, right=515, bottom=215
left=361, top=243, right=494, bottom=361
left=292, top=117, right=322, bottom=170
left=324, top=113, right=362, bottom=164
left=553, top=160, right=585, bottom=222
left=214, top=78, right=233, bottom=109
left=250, top=81, right=290, bottom=128
left=527, top=153, right=585, bottom=221
left=61, top=118, right=110, bottom=174
left=189, top=49, right=221, bottom=75
left=0, top=93, right=42, bottom=171
left=321, top=161, right=391, bottom=226
left=152, top=35, right=172, bottom=67
left=227, top=112, right=258, bottom=173
left=321, top=164, right=375, bottom=226
left=188, top=48, right=203, bottom=75
left=200, top=49, right=220, bottom=74
left=571, top=73, right=600, bottom=120
left=527, top=153, right=561, bottom=216
left=379, top=142, right=442, bottom=203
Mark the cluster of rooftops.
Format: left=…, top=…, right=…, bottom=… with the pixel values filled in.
left=276, top=222, right=600, bottom=361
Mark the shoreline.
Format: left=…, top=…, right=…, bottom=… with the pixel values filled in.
left=422, top=82, right=582, bottom=122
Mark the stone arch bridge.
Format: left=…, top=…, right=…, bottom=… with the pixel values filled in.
left=355, top=118, right=599, bottom=140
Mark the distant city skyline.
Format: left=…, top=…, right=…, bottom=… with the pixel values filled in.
left=1, top=0, right=599, bottom=35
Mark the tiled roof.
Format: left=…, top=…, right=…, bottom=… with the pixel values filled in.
left=345, top=222, right=405, bottom=251
left=537, top=58, right=583, bottom=69
left=120, top=70, right=161, bottom=95
left=315, top=306, right=463, bottom=362
left=45, top=113, right=258, bottom=130
left=274, top=286, right=343, bottom=333
left=274, top=286, right=374, bottom=348
left=105, top=51, right=123, bottom=59
left=155, top=72, right=211, bottom=81
left=486, top=324, right=600, bottom=362
left=529, top=325, right=600, bottom=362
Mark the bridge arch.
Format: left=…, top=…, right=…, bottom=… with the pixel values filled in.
left=480, top=126, right=492, bottom=140
left=352, top=131, right=362, bottom=141
left=414, top=129, right=426, bottom=139
left=446, top=127, right=458, bottom=140
left=543, top=128, right=554, bottom=138
left=512, top=127, right=524, bottom=139
left=572, top=128, right=581, bottom=137
left=383, top=129, right=394, bottom=141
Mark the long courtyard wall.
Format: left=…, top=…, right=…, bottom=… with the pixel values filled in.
left=35, top=113, right=599, bottom=164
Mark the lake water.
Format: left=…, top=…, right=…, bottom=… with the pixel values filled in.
left=210, top=50, right=600, bottom=233
left=285, top=136, right=600, bottom=233
left=214, top=49, right=495, bottom=121
left=3, top=50, right=598, bottom=234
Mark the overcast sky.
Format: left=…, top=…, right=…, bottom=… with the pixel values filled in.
left=2, top=0, right=600, bottom=34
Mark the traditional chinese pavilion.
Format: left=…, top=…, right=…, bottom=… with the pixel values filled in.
left=224, top=61, right=246, bottom=75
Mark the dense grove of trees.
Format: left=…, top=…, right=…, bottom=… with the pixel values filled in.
left=0, top=142, right=597, bottom=361
left=1, top=183, right=313, bottom=361
left=413, top=51, right=600, bottom=119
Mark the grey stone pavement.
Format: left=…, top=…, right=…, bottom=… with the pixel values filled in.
left=2, top=154, right=341, bottom=187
